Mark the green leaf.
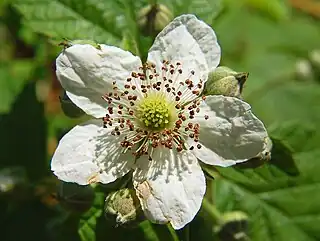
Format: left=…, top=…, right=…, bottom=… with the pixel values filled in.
left=0, top=60, right=34, bottom=113
left=243, top=0, right=290, bottom=21
left=185, top=0, right=223, bottom=24
left=78, top=192, right=104, bottom=241
left=268, top=121, right=320, bottom=154
left=12, top=0, right=122, bottom=44
left=161, top=0, right=223, bottom=24
left=212, top=151, right=320, bottom=240
left=267, top=138, right=299, bottom=176
left=236, top=137, right=299, bottom=177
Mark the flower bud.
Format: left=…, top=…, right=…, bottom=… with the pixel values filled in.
left=309, top=49, right=320, bottom=69
left=202, top=66, right=248, bottom=98
left=137, top=4, right=173, bottom=36
left=58, top=38, right=101, bottom=50
left=0, top=167, right=27, bottom=193
left=104, top=188, right=144, bottom=228
left=295, top=59, right=314, bottom=81
left=57, top=182, right=95, bottom=213
left=215, top=211, right=249, bottom=241
left=309, top=49, right=320, bottom=80
left=59, top=90, right=85, bottom=118
left=0, top=167, right=29, bottom=203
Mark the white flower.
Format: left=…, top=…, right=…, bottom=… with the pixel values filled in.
left=51, top=14, right=268, bottom=229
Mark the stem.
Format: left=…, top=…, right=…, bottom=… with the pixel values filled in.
left=167, top=224, right=180, bottom=241
left=183, top=225, right=190, bottom=241
left=201, top=198, right=223, bottom=225
left=148, top=0, right=157, bottom=5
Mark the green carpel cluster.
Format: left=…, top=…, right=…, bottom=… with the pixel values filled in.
left=137, top=94, right=172, bottom=130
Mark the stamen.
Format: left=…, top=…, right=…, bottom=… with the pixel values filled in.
left=100, top=60, right=208, bottom=158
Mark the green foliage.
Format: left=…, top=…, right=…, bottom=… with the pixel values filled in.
left=212, top=150, right=320, bottom=240
left=78, top=193, right=104, bottom=241
left=0, top=61, right=34, bottom=113
left=12, top=0, right=122, bottom=44
left=1, top=0, right=320, bottom=240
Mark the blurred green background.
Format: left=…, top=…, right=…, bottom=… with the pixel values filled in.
left=1, top=0, right=320, bottom=240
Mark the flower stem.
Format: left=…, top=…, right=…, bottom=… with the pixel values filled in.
left=166, top=224, right=180, bottom=241
left=148, top=0, right=157, bottom=5
left=183, top=225, right=190, bottom=241
left=201, top=198, right=223, bottom=224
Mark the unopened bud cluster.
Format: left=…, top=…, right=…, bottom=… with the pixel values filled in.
left=215, top=211, right=249, bottom=241
left=137, top=4, right=174, bottom=36
left=202, top=66, right=248, bottom=98
left=104, top=188, right=144, bottom=227
left=295, top=49, right=320, bottom=82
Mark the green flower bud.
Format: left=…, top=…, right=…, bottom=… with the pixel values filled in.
left=104, top=188, right=144, bottom=228
left=59, top=38, right=101, bottom=50
left=0, top=167, right=27, bottom=194
left=309, top=49, right=320, bottom=69
left=215, top=211, right=249, bottom=241
left=309, top=49, right=320, bottom=80
left=202, top=66, right=248, bottom=98
left=59, top=91, right=85, bottom=118
left=137, top=4, right=173, bottom=36
left=57, top=182, right=95, bottom=213
left=295, top=59, right=314, bottom=81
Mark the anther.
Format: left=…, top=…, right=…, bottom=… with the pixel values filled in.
left=176, top=145, right=183, bottom=152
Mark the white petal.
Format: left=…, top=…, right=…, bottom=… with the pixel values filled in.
left=65, top=90, right=108, bottom=118
left=133, top=148, right=205, bottom=229
left=56, top=44, right=142, bottom=118
left=190, top=95, right=268, bottom=167
left=148, top=14, right=220, bottom=82
left=51, top=119, right=134, bottom=185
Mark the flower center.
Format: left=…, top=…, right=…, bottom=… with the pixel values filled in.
left=101, top=60, right=209, bottom=160
left=136, top=93, right=175, bottom=130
